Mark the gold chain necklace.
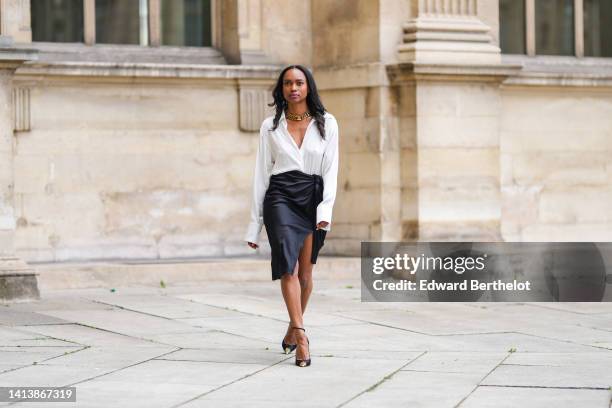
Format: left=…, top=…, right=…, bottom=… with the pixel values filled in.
left=285, top=110, right=312, bottom=121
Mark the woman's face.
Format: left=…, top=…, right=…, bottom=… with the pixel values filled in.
left=282, top=68, right=308, bottom=106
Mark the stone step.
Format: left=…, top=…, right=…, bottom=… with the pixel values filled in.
left=30, top=256, right=361, bottom=291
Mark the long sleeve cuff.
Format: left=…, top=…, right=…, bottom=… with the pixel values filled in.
left=316, top=204, right=333, bottom=232
left=244, top=221, right=263, bottom=245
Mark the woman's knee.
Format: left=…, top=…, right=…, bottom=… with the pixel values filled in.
left=281, top=272, right=298, bottom=283
left=281, top=262, right=300, bottom=281
left=298, top=266, right=313, bottom=286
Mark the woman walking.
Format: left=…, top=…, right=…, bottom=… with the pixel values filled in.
left=244, top=65, right=339, bottom=367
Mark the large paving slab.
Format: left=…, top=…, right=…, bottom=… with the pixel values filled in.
left=459, top=387, right=612, bottom=408
left=0, top=272, right=610, bottom=408
left=342, top=370, right=485, bottom=408
left=178, top=355, right=415, bottom=407
left=481, top=352, right=612, bottom=389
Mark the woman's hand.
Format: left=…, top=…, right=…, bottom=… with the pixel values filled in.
left=247, top=242, right=258, bottom=249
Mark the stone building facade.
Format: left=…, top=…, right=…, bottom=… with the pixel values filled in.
left=1, top=1, right=611, bottom=296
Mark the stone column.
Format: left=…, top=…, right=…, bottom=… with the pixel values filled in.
left=0, top=35, right=39, bottom=302
left=398, top=0, right=501, bottom=65
left=218, top=0, right=241, bottom=64
left=390, top=0, right=520, bottom=241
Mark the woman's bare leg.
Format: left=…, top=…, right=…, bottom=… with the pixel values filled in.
left=283, top=232, right=315, bottom=345
left=297, top=232, right=315, bottom=313
left=281, top=260, right=302, bottom=347
left=280, top=260, right=310, bottom=362
left=294, top=232, right=314, bottom=362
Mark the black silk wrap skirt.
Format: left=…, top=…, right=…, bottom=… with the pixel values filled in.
left=263, top=170, right=327, bottom=280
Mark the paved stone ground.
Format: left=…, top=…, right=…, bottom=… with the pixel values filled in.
left=0, top=277, right=611, bottom=407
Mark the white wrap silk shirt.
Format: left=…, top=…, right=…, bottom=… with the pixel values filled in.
left=244, top=110, right=339, bottom=245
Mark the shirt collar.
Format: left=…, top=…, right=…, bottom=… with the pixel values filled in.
left=279, top=110, right=289, bottom=129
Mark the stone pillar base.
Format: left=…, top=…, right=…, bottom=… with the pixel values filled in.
left=398, top=17, right=501, bottom=65
left=397, top=0, right=500, bottom=66
left=0, top=256, right=40, bottom=302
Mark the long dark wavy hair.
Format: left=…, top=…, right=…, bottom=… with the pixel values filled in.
left=268, top=65, right=327, bottom=140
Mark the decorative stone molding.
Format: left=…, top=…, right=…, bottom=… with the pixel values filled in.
left=13, top=86, right=29, bottom=131
left=16, top=60, right=279, bottom=81
left=418, top=0, right=477, bottom=16
left=386, top=62, right=522, bottom=84
left=238, top=81, right=272, bottom=132
left=501, top=55, right=612, bottom=88
left=398, top=0, right=501, bottom=65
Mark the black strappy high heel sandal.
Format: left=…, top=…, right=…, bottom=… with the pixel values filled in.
left=281, top=336, right=297, bottom=354
left=292, top=326, right=311, bottom=367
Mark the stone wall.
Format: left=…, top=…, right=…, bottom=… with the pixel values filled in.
left=12, top=71, right=276, bottom=262
left=415, top=80, right=503, bottom=241
left=500, top=85, right=612, bottom=241
left=316, top=83, right=392, bottom=255
left=239, top=0, right=312, bottom=66
left=311, top=0, right=382, bottom=67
